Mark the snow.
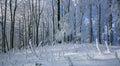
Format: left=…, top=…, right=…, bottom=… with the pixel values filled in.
left=72, top=0, right=78, bottom=6
left=0, top=44, right=120, bottom=66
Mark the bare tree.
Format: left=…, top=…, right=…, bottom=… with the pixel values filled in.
left=27, top=0, right=43, bottom=46
left=74, top=6, right=76, bottom=43
left=58, top=0, right=61, bottom=31
left=78, top=0, right=85, bottom=43
left=28, top=0, right=34, bottom=44
left=10, top=0, right=17, bottom=49
left=52, top=0, right=55, bottom=41
left=35, top=0, right=43, bottom=46
left=96, top=0, right=102, bottom=44
left=89, top=0, right=93, bottom=43
left=117, top=0, right=120, bottom=44
left=107, top=0, right=113, bottom=45
left=0, top=0, right=8, bottom=53
left=23, top=2, right=28, bottom=47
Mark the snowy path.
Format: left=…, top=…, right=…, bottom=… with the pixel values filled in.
left=0, top=44, right=120, bottom=66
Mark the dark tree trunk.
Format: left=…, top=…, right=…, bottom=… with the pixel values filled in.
left=97, top=0, right=102, bottom=44
left=36, top=25, right=39, bottom=46
left=89, top=3, right=93, bottom=43
left=58, top=0, right=61, bottom=31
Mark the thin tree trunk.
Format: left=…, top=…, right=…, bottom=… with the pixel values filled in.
left=117, top=0, right=120, bottom=44
left=58, top=0, right=61, bottom=31
left=10, top=0, right=17, bottom=49
left=89, top=2, right=93, bottom=43
left=80, top=15, right=83, bottom=44
left=74, top=7, right=76, bottom=42
left=107, top=0, right=113, bottom=45
left=52, top=0, right=55, bottom=41
left=36, top=25, right=39, bottom=46
left=97, top=0, right=102, bottom=44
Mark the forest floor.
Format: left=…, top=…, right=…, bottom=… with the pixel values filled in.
left=0, top=43, right=120, bottom=66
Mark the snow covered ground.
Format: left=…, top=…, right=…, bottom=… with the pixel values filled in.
left=0, top=44, right=120, bottom=66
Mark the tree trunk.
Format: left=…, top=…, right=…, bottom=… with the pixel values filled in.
left=107, top=0, right=113, bottom=45
left=89, top=3, right=93, bottom=43
left=97, top=0, right=102, bottom=44
left=2, top=25, right=6, bottom=53
left=1, top=0, right=8, bottom=53
left=36, top=25, right=39, bottom=46
left=74, top=7, right=76, bottom=42
left=58, top=0, right=61, bottom=31
left=52, top=0, right=55, bottom=41
left=10, top=0, right=17, bottom=49
left=117, top=0, right=120, bottom=44
left=80, top=15, right=83, bottom=44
